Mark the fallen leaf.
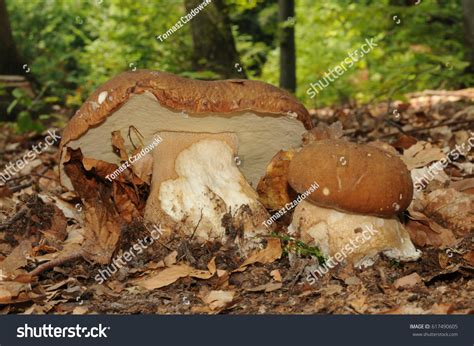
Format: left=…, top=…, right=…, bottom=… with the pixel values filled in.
left=402, top=141, right=445, bottom=170
left=450, top=178, right=474, bottom=193
left=406, top=211, right=457, bottom=248
left=164, top=250, right=178, bottom=267
left=64, top=149, right=123, bottom=264
left=135, top=258, right=216, bottom=290
left=463, top=251, right=474, bottom=266
left=236, top=238, right=282, bottom=271
left=257, top=149, right=296, bottom=211
left=200, top=290, right=235, bottom=311
left=72, top=306, right=89, bottom=315
left=0, top=240, right=32, bottom=276
left=393, top=273, right=423, bottom=289
left=422, top=189, right=473, bottom=235
left=270, top=269, right=282, bottom=282
left=245, top=282, right=282, bottom=292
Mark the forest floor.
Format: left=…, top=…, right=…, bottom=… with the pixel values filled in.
left=0, top=89, right=473, bottom=314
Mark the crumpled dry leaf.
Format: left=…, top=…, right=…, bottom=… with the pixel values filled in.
left=64, top=149, right=122, bottom=264
left=402, top=141, right=445, bottom=170
left=406, top=211, right=457, bottom=248
left=270, top=269, right=282, bottom=282
left=302, top=121, right=344, bottom=145
left=0, top=281, right=37, bottom=304
left=200, top=290, right=235, bottom=311
left=34, top=227, right=84, bottom=263
left=462, top=251, right=474, bottom=266
left=393, top=272, right=423, bottom=289
left=112, top=182, right=142, bottom=222
left=235, top=238, right=282, bottom=271
left=111, top=130, right=129, bottom=161
left=41, top=204, right=67, bottom=243
left=422, top=189, right=473, bottom=235
left=245, top=282, right=282, bottom=292
left=257, top=149, right=296, bottom=211
left=112, top=130, right=150, bottom=185
left=450, top=178, right=474, bottom=194
left=383, top=303, right=455, bottom=314
left=135, top=258, right=216, bottom=290
left=129, top=149, right=153, bottom=185
left=164, top=250, right=178, bottom=267
left=0, top=240, right=32, bottom=277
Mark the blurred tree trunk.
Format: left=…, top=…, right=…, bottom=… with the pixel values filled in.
left=184, top=0, right=244, bottom=79
left=0, top=0, right=23, bottom=75
left=462, top=0, right=474, bottom=70
left=278, top=0, right=296, bottom=93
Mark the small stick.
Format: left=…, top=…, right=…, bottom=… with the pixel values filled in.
left=380, top=119, right=474, bottom=139
left=29, top=251, right=83, bottom=277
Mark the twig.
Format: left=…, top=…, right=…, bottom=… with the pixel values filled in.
left=189, top=210, right=203, bottom=242
left=379, top=119, right=474, bottom=139
left=0, top=207, right=28, bottom=230
left=29, top=251, right=83, bottom=277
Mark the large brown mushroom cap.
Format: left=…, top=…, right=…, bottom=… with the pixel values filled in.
left=60, top=70, right=312, bottom=148
left=288, top=139, right=413, bottom=217
left=59, top=70, right=312, bottom=190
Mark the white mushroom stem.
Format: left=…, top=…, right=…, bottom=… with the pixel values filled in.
left=144, top=131, right=270, bottom=250
left=288, top=201, right=421, bottom=268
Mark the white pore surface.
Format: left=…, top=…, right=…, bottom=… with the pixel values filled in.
left=159, top=139, right=259, bottom=240
left=66, top=92, right=307, bottom=187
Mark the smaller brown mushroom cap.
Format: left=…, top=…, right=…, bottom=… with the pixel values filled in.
left=288, top=139, right=413, bottom=217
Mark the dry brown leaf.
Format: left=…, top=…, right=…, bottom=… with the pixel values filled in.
left=0, top=281, right=32, bottom=304
left=164, top=250, right=178, bottom=267
left=236, top=238, right=282, bottom=271
left=463, top=251, right=474, bottom=266
left=0, top=240, right=32, bottom=276
left=72, top=306, right=89, bottom=315
left=302, top=121, right=343, bottom=144
left=270, top=269, right=282, bottom=282
left=256, top=149, right=296, bottom=211
left=393, top=273, right=423, bottom=289
left=450, top=178, right=474, bottom=193
left=200, top=290, right=235, bottom=310
left=422, top=189, right=474, bottom=235
left=406, top=211, right=458, bottom=248
left=64, top=149, right=122, bottom=264
left=402, top=141, right=445, bottom=170
left=245, top=282, right=282, bottom=292
left=41, top=204, right=67, bottom=243
left=111, top=130, right=129, bottom=161
left=135, top=258, right=216, bottom=290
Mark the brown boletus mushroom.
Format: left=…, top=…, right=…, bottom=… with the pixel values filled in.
left=287, top=139, right=420, bottom=266
left=59, top=70, right=312, bottom=249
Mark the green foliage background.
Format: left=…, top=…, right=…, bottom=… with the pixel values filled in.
left=5, top=0, right=473, bottom=117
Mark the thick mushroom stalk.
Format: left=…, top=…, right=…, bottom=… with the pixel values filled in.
left=289, top=201, right=421, bottom=267
left=144, top=132, right=270, bottom=250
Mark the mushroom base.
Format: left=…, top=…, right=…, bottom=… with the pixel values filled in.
left=288, top=201, right=421, bottom=267
left=144, top=132, right=271, bottom=253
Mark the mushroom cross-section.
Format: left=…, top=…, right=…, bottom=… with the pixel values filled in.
left=59, top=70, right=312, bottom=250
